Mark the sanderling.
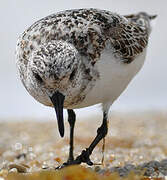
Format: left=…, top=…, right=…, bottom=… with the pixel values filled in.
left=16, top=8, right=156, bottom=167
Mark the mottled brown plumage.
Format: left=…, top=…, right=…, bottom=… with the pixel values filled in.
left=16, top=9, right=150, bottom=71
left=16, top=8, right=156, bottom=167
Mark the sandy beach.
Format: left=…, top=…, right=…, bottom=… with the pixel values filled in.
left=0, top=111, right=166, bottom=179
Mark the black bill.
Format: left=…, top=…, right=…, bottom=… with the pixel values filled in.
left=50, top=91, right=65, bottom=137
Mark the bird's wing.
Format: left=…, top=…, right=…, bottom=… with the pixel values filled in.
left=86, top=27, right=106, bottom=65
left=108, top=20, right=149, bottom=63
left=73, top=12, right=149, bottom=65
left=74, top=20, right=149, bottom=65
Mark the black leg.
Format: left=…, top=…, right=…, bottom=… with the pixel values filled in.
left=67, top=109, right=76, bottom=163
left=56, top=111, right=108, bottom=169
left=56, top=109, right=76, bottom=169
left=74, top=111, right=108, bottom=165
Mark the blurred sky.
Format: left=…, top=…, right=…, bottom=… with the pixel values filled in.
left=0, top=0, right=166, bottom=119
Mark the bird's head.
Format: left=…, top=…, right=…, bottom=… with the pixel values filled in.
left=27, top=40, right=83, bottom=137
left=29, top=40, right=80, bottom=90
left=124, top=12, right=157, bottom=34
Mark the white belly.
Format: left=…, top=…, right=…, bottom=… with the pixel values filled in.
left=74, top=49, right=147, bottom=109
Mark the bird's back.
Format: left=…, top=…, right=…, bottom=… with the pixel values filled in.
left=16, top=8, right=149, bottom=72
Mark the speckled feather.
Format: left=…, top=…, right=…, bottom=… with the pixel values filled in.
left=16, top=8, right=148, bottom=67
left=16, top=8, right=153, bottom=109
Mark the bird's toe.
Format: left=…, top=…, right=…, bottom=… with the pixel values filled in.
left=75, top=149, right=93, bottom=166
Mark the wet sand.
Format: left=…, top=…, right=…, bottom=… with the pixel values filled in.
left=0, top=111, right=167, bottom=179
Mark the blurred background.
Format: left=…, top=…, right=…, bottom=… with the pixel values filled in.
left=0, top=0, right=166, bottom=120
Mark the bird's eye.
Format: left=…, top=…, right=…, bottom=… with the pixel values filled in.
left=34, top=72, right=43, bottom=83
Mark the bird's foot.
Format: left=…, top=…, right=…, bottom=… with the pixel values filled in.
left=55, top=148, right=93, bottom=169
left=55, top=159, right=77, bottom=169
left=75, top=148, right=93, bottom=166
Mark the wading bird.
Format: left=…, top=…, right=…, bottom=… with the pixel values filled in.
left=16, top=8, right=156, bottom=167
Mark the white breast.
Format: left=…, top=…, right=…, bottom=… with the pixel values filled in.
left=74, top=49, right=147, bottom=109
